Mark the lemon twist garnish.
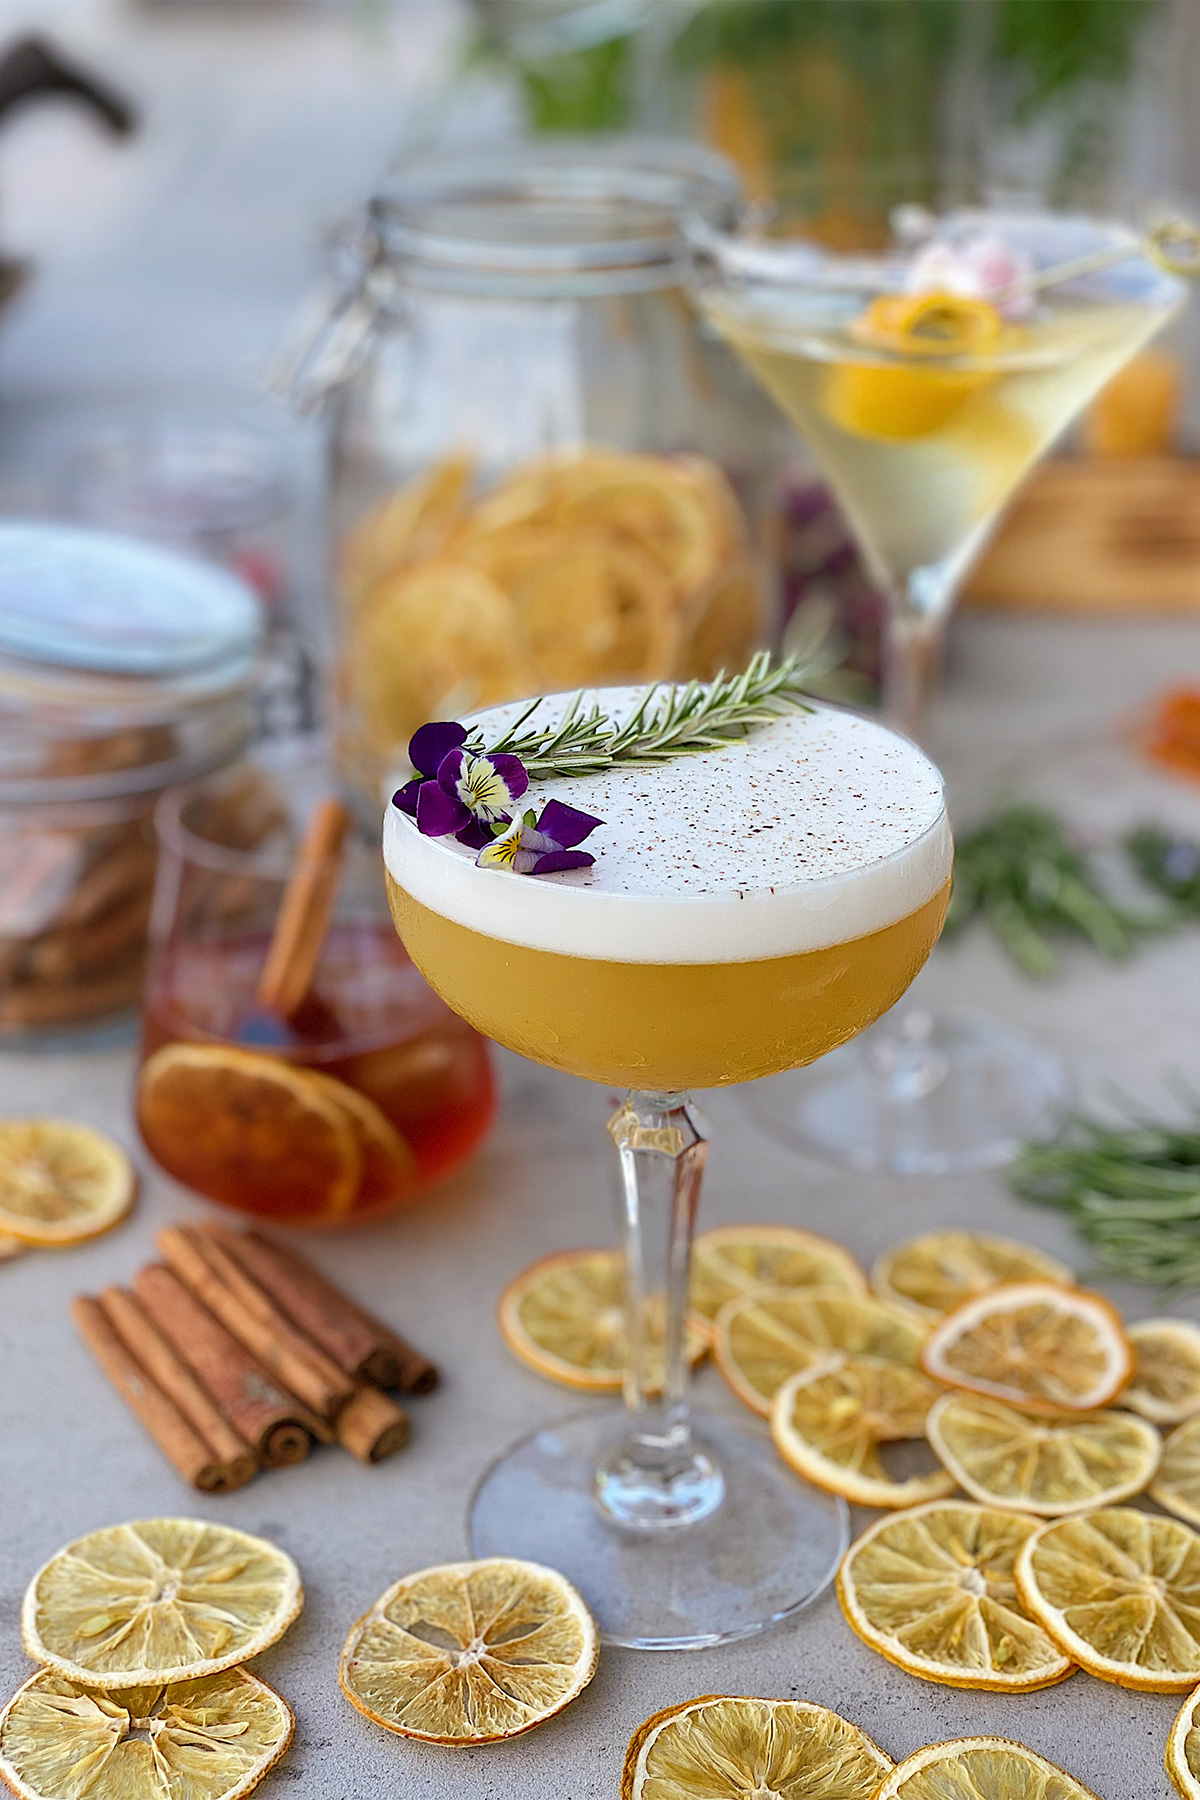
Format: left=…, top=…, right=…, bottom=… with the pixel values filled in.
left=851, top=291, right=1010, bottom=357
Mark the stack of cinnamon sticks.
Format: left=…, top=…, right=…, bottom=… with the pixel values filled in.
left=73, top=1222, right=437, bottom=1492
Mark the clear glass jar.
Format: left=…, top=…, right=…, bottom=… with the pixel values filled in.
left=0, top=523, right=262, bottom=1042
left=281, top=137, right=785, bottom=805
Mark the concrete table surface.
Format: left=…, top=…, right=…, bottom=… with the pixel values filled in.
left=2, top=612, right=1200, bottom=1800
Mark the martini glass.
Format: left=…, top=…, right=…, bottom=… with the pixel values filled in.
left=693, top=207, right=1187, bottom=1174
left=384, top=688, right=951, bottom=1647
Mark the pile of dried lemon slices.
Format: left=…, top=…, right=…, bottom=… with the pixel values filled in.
left=0, top=1518, right=302, bottom=1800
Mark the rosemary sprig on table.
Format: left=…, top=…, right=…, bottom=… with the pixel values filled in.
left=1013, top=1116, right=1200, bottom=1289
left=479, top=651, right=815, bottom=778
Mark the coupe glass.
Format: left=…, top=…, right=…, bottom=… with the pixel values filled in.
left=384, top=698, right=951, bottom=1647
left=692, top=204, right=1187, bottom=1173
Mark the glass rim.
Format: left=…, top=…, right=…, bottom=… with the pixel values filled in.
left=152, top=741, right=337, bottom=881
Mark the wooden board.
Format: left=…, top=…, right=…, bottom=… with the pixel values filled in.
left=964, top=458, right=1200, bottom=613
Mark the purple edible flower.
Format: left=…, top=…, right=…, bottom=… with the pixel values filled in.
left=476, top=801, right=603, bottom=876
left=392, top=721, right=530, bottom=847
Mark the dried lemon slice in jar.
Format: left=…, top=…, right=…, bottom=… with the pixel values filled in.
left=837, top=1500, right=1073, bottom=1691
left=338, top=455, right=473, bottom=612
left=22, top=1520, right=303, bottom=1688
left=873, top=1229, right=1073, bottom=1323
left=621, top=1695, right=892, bottom=1800
left=689, top=1224, right=866, bottom=1341
left=1125, top=1319, right=1200, bottom=1425
left=1015, top=1506, right=1200, bottom=1691
left=873, top=1737, right=1100, bottom=1800
left=714, top=1287, right=927, bottom=1416
left=0, top=1120, right=135, bottom=1247
left=921, top=1281, right=1132, bottom=1414
left=771, top=1356, right=953, bottom=1509
left=555, top=452, right=729, bottom=603
left=0, top=1667, right=293, bottom=1800
left=1168, top=1684, right=1200, bottom=1800
left=498, top=1248, right=706, bottom=1392
left=505, top=531, right=679, bottom=688
left=339, top=1557, right=597, bottom=1744
left=926, top=1391, right=1161, bottom=1515
left=676, top=559, right=763, bottom=683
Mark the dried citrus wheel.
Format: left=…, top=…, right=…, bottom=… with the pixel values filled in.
left=302, top=1072, right=416, bottom=1216
left=555, top=453, right=728, bottom=601
left=921, top=1281, right=1132, bottom=1414
left=498, top=1248, right=706, bottom=1392
left=771, top=1356, right=954, bottom=1508
left=1152, top=1416, right=1200, bottom=1529
left=836, top=1500, right=1074, bottom=1692
left=1014, top=1506, right=1200, bottom=1691
left=338, top=455, right=472, bottom=610
left=714, top=1287, right=927, bottom=1417
left=872, top=1230, right=1073, bottom=1323
left=872, top=1737, right=1100, bottom=1800
left=137, top=1044, right=361, bottom=1222
left=22, top=1519, right=303, bottom=1689
left=677, top=560, right=762, bottom=684
left=339, top=1557, right=597, bottom=1744
left=0, top=1119, right=135, bottom=1246
left=926, top=1391, right=1161, bottom=1516
left=620, top=1694, right=892, bottom=1800
left=1168, top=1683, right=1200, bottom=1799
left=689, top=1224, right=867, bottom=1340
left=507, top=531, right=678, bottom=687
left=0, top=1666, right=293, bottom=1800
left=0, top=1231, right=26, bottom=1261
left=1125, top=1319, right=1200, bottom=1425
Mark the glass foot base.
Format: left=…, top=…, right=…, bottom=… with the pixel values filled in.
left=747, top=1008, right=1072, bottom=1175
left=468, top=1409, right=848, bottom=1649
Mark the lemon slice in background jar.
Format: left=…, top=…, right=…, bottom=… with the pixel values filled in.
left=621, top=1695, right=893, bottom=1800
left=926, top=1391, right=1161, bottom=1515
left=0, top=1120, right=135, bottom=1247
left=873, top=1229, right=1073, bottom=1323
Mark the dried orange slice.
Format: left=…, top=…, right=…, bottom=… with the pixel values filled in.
left=837, top=1501, right=1074, bottom=1691
left=0, top=1120, right=135, bottom=1247
left=926, top=1391, right=1160, bottom=1515
left=873, top=1737, right=1100, bottom=1800
left=921, top=1281, right=1132, bottom=1414
left=338, top=455, right=473, bottom=610
left=499, top=1248, right=706, bottom=1392
left=620, top=1694, right=892, bottom=1800
left=137, top=1044, right=361, bottom=1221
left=771, top=1356, right=954, bottom=1508
left=689, top=1223, right=866, bottom=1340
left=0, top=1666, right=294, bottom=1800
left=1125, top=1319, right=1200, bottom=1425
left=1168, top=1684, right=1200, bottom=1799
left=339, top=1557, right=597, bottom=1744
left=1015, top=1506, right=1200, bottom=1691
left=303, top=1072, right=416, bottom=1216
left=1152, top=1416, right=1200, bottom=1529
left=23, top=1519, right=303, bottom=1688
left=873, top=1229, right=1073, bottom=1323
left=714, top=1287, right=927, bottom=1416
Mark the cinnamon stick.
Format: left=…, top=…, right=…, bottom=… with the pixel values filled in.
left=209, top=1226, right=439, bottom=1394
left=134, top=1263, right=324, bottom=1464
left=72, top=1296, right=251, bottom=1493
left=335, top=1386, right=410, bottom=1464
left=98, top=1287, right=258, bottom=1487
left=157, top=1225, right=356, bottom=1420
left=254, top=797, right=349, bottom=1019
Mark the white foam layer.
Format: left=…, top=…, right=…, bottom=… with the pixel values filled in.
left=384, top=691, right=950, bottom=963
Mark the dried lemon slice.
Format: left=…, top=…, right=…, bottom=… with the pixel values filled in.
left=0, top=1119, right=135, bottom=1247
left=0, top=1666, right=293, bottom=1800
left=1015, top=1506, right=1200, bottom=1691
left=837, top=1500, right=1074, bottom=1691
left=1126, top=1319, right=1200, bottom=1425
left=0, top=1232, right=27, bottom=1261
left=1168, top=1684, right=1200, bottom=1799
left=137, top=1044, right=361, bottom=1222
left=771, top=1355, right=954, bottom=1508
left=873, top=1737, right=1100, bottom=1800
left=339, top=1557, right=597, bottom=1744
left=926, top=1391, right=1161, bottom=1515
left=555, top=453, right=727, bottom=601
left=714, top=1287, right=927, bottom=1416
left=677, top=560, right=762, bottom=684
left=620, top=1694, right=892, bottom=1800
left=873, top=1230, right=1073, bottom=1323
left=338, top=455, right=473, bottom=611
left=507, top=531, right=678, bottom=688
left=1152, top=1416, right=1200, bottom=1529
left=689, top=1224, right=866, bottom=1340
left=921, top=1281, right=1131, bottom=1414
left=22, top=1519, right=303, bottom=1688
left=498, top=1248, right=706, bottom=1392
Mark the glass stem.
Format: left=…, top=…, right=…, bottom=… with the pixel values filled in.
left=595, top=1090, right=723, bottom=1531
left=881, top=596, right=947, bottom=743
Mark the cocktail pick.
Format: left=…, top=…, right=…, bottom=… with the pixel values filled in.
left=990, top=215, right=1200, bottom=307
left=237, top=796, right=350, bottom=1047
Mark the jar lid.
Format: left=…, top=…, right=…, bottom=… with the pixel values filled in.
left=0, top=521, right=262, bottom=675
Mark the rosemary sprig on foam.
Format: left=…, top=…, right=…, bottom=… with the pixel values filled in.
left=479, top=651, right=815, bottom=778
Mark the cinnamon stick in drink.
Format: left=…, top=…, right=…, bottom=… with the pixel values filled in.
left=134, top=1263, right=324, bottom=1464
left=72, top=1296, right=251, bottom=1493
left=157, top=1224, right=357, bottom=1420
left=207, top=1225, right=439, bottom=1393
left=335, top=1386, right=410, bottom=1464
left=97, top=1286, right=258, bottom=1487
